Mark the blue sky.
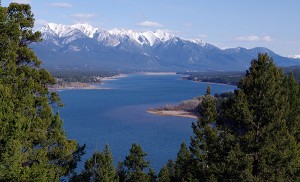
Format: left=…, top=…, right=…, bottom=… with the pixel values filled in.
left=2, top=0, right=300, bottom=57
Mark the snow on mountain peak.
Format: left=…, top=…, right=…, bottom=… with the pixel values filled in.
left=190, top=39, right=207, bottom=47
left=70, top=24, right=99, bottom=38
left=40, top=23, right=207, bottom=47
left=105, top=28, right=175, bottom=46
left=41, top=23, right=99, bottom=38
left=142, top=30, right=175, bottom=46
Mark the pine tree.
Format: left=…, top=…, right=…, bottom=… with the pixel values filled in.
left=189, top=86, right=221, bottom=181
left=148, top=168, right=157, bottom=182
left=283, top=74, right=300, bottom=142
left=117, top=161, right=127, bottom=182
left=221, top=53, right=300, bottom=181
left=158, top=165, right=170, bottom=182
left=0, top=3, right=84, bottom=181
left=98, top=145, right=119, bottom=182
left=174, top=142, right=193, bottom=181
left=166, top=159, right=176, bottom=181
left=220, top=90, right=254, bottom=181
left=70, top=144, right=118, bottom=182
left=123, top=143, right=150, bottom=182
left=158, top=159, right=177, bottom=182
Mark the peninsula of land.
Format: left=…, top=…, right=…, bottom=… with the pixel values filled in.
left=49, top=74, right=127, bottom=90
left=147, top=98, right=200, bottom=119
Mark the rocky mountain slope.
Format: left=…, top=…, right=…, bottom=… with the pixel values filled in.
left=31, top=23, right=300, bottom=71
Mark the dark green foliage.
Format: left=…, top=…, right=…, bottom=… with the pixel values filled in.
left=220, top=53, right=300, bottom=181
left=174, top=142, right=193, bottom=181
left=158, top=160, right=176, bottom=182
left=171, top=53, right=300, bottom=181
left=189, top=86, right=222, bottom=181
left=165, top=160, right=176, bottom=181
left=0, top=3, right=84, bottom=181
left=71, top=144, right=118, bottom=182
left=123, top=143, right=151, bottom=182
left=182, top=66, right=300, bottom=86
left=214, top=92, right=235, bottom=112
left=148, top=168, right=157, bottom=182
left=51, top=70, right=118, bottom=83
left=117, top=161, right=127, bottom=182
left=158, top=166, right=170, bottom=182
left=182, top=71, right=244, bottom=85
left=283, top=74, right=300, bottom=142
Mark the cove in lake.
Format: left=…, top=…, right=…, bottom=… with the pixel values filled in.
left=59, top=74, right=236, bottom=172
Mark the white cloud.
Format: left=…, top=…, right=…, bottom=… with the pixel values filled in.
left=50, top=3, right=72, bottom=8
left=12, top=0, right=30, bottom=4
left=72, top=13, right=97, bottom=19
left=261, top=35, right=272, bottom=42
left=235, top=35, right=272, bottom=42
left=235, top=35, right=260, bottom=41
left=138, top=21, right=163, bottom=28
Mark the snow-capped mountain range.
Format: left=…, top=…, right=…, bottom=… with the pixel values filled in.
left=32, top=23, right=300, bottom=71
left=40, top=23, right=197, bottom=47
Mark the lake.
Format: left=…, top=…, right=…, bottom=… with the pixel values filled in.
left=58, top=74, right=236, bottom=172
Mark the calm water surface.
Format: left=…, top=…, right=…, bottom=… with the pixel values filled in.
left=59, top=74, right=235, bottom=171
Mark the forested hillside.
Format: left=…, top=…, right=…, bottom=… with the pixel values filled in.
left=182, top=66, right=300, bottom=86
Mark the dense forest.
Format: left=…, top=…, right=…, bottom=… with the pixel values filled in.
left=1, top=3, right=300, bottom=182
left=51, top=71, right=119, bottom=83
left=182, top=66, right=300, bottom=86
left=49, top=71, right=119, bottom=89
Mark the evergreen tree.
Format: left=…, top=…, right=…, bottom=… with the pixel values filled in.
left=148, top=168, right=157, bottom=182
left=98, top=145, right=119, bottom=182
left=71, top=144, right=118, bottom=182
left=174, top=142, right=194, bottom=181
left=158, top=159, right=176, bottom=182
left=0, top=3, right=84, bottom=181
left=158, top=165, right=170, bottom=182
left=189, top=86, right=221, bottom=181
left=219, top=90, right=254, bottom=181
left=166, top=159, right=176, bottom=181
left=221, top=53, right=300, bottom=181
left=117, top=161, right=127, bottom=182
left=283, top=74, right=300, bottom=142
left=123, top=143, right=150, bottom=182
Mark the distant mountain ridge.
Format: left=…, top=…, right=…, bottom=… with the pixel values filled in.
left=31, top=23, right=300, bottom=71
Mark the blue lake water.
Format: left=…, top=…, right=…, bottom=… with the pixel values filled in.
left=58, top=74, right=236, bottom=172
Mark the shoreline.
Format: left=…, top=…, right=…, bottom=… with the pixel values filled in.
left=50, top=73, right=235, bottom=90
left=49, top=85, right=111, bottom=90
left=100, top=74, right=128, bottom=81
left=48, top=83, right=110, bottom=90
left=147, top=110, right=197, bottom=119
left=181, top=77, right=236, bottom=86
left=196, top=80, right=236, bottom=86
left=136, top=72, right=177, bottom=75
left=49, top=73, right=128, bottom=90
